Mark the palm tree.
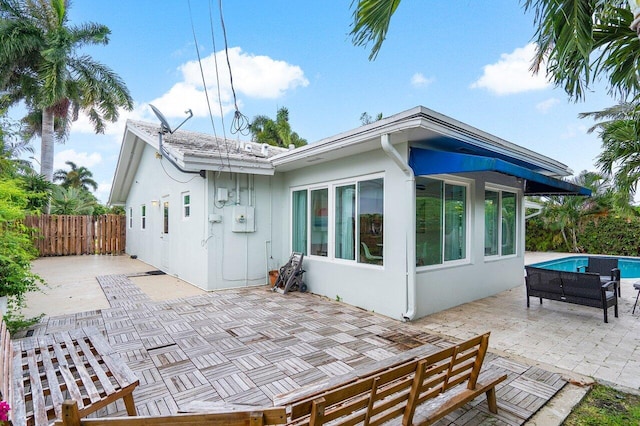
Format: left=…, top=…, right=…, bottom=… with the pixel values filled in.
left=53, top=161, right=98, bottom=192
left=0, top=0, right=133, bottom=181
left=49, top=186, right=96, bottom=215
left=249, top=107, right=307, bottom=148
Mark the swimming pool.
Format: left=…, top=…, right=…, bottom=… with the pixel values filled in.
left=530, top=256, right=640, bottom=278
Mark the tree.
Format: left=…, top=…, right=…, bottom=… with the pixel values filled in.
left=350, top=1, right=640, bottom=101
left=49, top=186, right=96, bottom=215
left=0, top=0, right=133, bottom=181
left=249, top=107, right=307, bottom=148
left=53, top=161, right=98, bottom=192
left=360, top=112, right=383, bottom=125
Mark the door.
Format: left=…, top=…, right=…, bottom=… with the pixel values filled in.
left=161, top=196, right=170, bottom=269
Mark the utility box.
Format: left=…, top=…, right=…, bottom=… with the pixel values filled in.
left=232, top=205, right=255, bottom=232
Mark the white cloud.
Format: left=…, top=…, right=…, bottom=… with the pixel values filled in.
left=561, top=123, right=589, bottom=139
left=54, top=149, right=102, bottom=171
left=153, top=47, right=309, bottom=119
left=470, top=43, right=550, bottom=95
left=410, top=73, right=434, bottom=88
left=536, top=97, right=560, bottom=113
left=94, top=181, right=112, bottom=204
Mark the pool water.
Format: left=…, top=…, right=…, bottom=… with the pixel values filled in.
left=530, top=256, right=640, bottom=278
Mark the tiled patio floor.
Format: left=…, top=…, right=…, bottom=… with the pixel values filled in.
left=19, top=275, right=566, bottom=425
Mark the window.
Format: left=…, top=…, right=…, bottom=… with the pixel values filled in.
left=335, top=185, right=355, bottom=260
left=182, top=192, right=191, bottom=219
left=141, top=205, right=146, bottom=230
left=311, top=188, right=328, bottom=256
left=129, top=207, right=133, bottom=229
left=291, top=176, right=383, bottom=265
left=416, top=177, right=468, bottom=266
left=484, top=189, right=517, bottom=257
left=163, top=201, right=169, bottom=234
left=292, top=190, right=307, bottom=254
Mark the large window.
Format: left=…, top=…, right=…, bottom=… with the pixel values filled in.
left=311, top=188, right=328, bottom=256
left=291, top=176, right=383, bottom=265
left=416, top=177, right=468, bottom=266
left=484, top=189, right=517, bottom=257
left=292, top=190, right=307, bottom=254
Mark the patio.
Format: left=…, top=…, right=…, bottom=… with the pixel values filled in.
left=18, top=258, right=570, bottom=425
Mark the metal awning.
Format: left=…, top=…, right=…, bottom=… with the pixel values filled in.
left=408, top=149, right=591, bottom=196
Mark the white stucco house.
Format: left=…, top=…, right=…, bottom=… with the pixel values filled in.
left=109, top=106, right=588, bottom=321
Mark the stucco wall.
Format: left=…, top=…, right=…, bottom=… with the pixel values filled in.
left=278, top=144, right=411, bottom=320
left=125, top=143, right=208, bottom=287
left=414, top=171, right=525, bottom=317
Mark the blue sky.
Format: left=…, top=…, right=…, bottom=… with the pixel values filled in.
left=14, top=1, right=618, bottom=202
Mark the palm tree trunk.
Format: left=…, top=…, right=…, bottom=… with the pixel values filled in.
left=40, top=108, right=55, bottom=182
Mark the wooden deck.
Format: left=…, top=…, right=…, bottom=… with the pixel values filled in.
left=18, top=275, right=566, bottom=425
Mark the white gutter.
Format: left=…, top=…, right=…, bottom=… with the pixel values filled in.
left=380, top=134, right=417, bottom=321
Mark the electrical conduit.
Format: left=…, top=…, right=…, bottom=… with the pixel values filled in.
left=380, top=134, right=417, bottom=321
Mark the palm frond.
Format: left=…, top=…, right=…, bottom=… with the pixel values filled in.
left=349, top=0, right=401, bottom=60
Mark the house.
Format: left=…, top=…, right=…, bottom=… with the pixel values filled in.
left=109, top=106, right=588, bottom=321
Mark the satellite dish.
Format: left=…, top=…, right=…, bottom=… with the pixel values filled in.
left=149, top=104, right=173, bottom=134
left=149, top=104, right=193, bottom=134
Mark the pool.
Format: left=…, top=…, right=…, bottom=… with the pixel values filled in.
left=530, top=256, right=640, bottom=278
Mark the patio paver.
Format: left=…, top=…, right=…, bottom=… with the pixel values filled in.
left=18, top=275, right=566, bottom=425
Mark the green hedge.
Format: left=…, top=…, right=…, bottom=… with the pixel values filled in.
left=526, top=215, right=640, bottom=256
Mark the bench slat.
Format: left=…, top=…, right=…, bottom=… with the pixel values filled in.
left=11, top=343, right=27, bottom=425
left=74, top=336, right=117, bottom=396
left=59, top=333, right=103, bottom=405
left=26, top=347, right=50, bottom=426
left=37, top=341, right=66, bottom=420
left=49, top=340, right=87, bottom=415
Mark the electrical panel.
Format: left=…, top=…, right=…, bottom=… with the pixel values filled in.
left=216, top=188, right=228, bottom=203
left=232, top=205, right=255, bottom=232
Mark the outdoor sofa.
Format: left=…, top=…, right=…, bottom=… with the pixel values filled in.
left=525, top=266, right=618, bottom=323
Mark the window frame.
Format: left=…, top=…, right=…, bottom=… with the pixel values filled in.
left=182, top=192, right=191, bottom=219
left=141, top=204, right=146, bottom=230
left=290, top=173, right=384, bottom=267
left=128, top=207, right=133, bottom=229
left=484, top=185, right=518, bottom=259
left=416, top=175, right=471, bottom=270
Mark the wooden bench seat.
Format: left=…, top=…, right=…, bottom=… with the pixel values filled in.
left=0, top=323, right=139, bottom=425
left=279, top=332, right=506, bottom=426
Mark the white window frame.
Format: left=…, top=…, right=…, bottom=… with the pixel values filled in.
left=128, top=207, right=133, bottom=229
left=484, top=185, right=518, bottom=260
left=416, top=175, right=472, bottom=270
left=141, top=204, right=146, bottom=230
left=182, top=192, right=191, bottom=220
left=290, top=173, right=385, bottom=267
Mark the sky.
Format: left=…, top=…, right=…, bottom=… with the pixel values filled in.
left=11, top=0, right=619, bottom=203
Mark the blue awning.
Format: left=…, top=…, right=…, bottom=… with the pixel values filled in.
left=409, top=149, right=591, bottom=196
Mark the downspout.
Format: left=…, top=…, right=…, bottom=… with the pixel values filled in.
left=380, top=134, right=417, bottom=321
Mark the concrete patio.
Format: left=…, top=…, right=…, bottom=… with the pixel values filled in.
left=18, top=253, right=640, bottom=424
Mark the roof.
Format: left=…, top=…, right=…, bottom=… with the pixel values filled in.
left=108, top=120, right=288, bottom=205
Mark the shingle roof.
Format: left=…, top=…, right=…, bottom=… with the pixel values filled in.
left=128, top=120, right=289, bottom=166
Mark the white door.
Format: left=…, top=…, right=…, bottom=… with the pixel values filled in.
left=161, top=196, right=170, bottom=269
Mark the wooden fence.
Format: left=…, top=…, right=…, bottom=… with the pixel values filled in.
left=25, top=215, right=126, bottom=256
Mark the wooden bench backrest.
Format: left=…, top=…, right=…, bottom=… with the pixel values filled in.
left=54, top=400, right=287, bottom=426
left=289, top=333, right=490, bottom=426
left=0, top=321, right=10, bottom=406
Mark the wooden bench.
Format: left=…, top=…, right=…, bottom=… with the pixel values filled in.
left=277, top=332, right=506, bottom=426
left=54, top=400, right=287, bottom=426
left=0, top=322, right=140, bottom=425
left=525, top=266, right=618, bottom=323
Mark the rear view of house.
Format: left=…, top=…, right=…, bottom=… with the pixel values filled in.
left=109, top=106, right=588, bottom=321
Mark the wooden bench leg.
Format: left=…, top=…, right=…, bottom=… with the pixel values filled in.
left=123, top=393, right=137, bottom=416
left=485, top=387, right=498, bottom=414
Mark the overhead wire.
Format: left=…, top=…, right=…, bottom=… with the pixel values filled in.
left=217, top=0, right=249, bottom=135
left=187, top=0, right=231, bottom=174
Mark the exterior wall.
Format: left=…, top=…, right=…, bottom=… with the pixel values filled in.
left=203, top=172, right=280, bottom=290
left=278, top=144, right=411, bottom=320
left=125, top=144, right=208, bottom=287
left=414, top=172, right=525, bottom=317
